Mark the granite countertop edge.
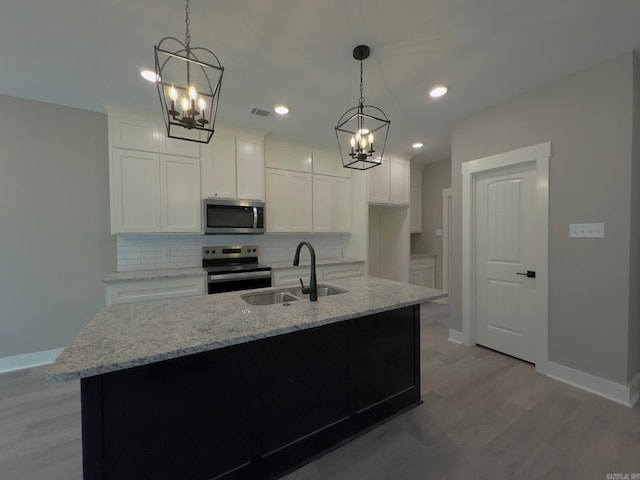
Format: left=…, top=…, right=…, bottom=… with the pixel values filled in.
left=48, top=276, right=446, bottom=382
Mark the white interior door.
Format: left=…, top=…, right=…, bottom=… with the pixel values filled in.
left=474, top=162, right=537, bottom=362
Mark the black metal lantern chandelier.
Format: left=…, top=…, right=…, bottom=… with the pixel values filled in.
left=335, top=45, right=390, bottom=170
left=154, top=0, right=224, bottom=144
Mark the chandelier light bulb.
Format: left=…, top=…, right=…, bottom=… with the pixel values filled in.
left=168, top=84, right=178, bottom=102
left=188, top=84, right=198, bottom=101
left=197, top=97, right=206, bottom=111
left=350, top=136, right=356, bottom=148
left=180, top=96, right=190, bottom=113
left=368, top=133, right=374, bottom=144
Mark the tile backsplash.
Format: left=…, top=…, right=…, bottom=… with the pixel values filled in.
left=116, top=233, right=346, bottom=272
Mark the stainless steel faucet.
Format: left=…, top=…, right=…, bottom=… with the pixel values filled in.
left=293, top=241, right=317, bottom=301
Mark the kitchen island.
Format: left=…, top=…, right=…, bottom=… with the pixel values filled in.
left=48, top=276, right=447, bottom=480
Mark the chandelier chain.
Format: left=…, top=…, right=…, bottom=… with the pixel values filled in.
left=359, top=59, right=365, bottom=105
left=185, top=0, right=191, bottom=47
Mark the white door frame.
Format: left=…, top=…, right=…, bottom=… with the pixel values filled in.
left=461, top=142, right=550, bottom=374
left=442, top=187, right=452, bottom=297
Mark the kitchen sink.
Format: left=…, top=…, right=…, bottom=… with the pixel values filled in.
left=241, top=285, right=348, bottom=305
left=241, top=291, right=299, bottom=306
left=288, top=285, right=348, bottom=299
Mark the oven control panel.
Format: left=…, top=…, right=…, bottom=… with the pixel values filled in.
left=202, top=245, right=259, bottom=260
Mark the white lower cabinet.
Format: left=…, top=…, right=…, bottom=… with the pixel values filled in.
left=111, top=150, right=201, bottom=233
left=106, top=277, right=206, bottom=305
left=265, top=168, right=312, bottom=232
left=323, top=262, right=365, bottom=280
left=409, top=256, right=436, bottom=288
left=271, top=261, right=365, bottom=287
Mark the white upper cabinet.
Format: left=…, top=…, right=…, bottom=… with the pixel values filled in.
left=109, top=112, right=203, bottom=234
left=201, top=129, right=237, bottom=199
left=410, top=186, right=423, bottom=233
left=110, top=150, right=200, bottom=233
left=265, top=168, right=312, bottom=233
left=389, top=157, right=410, bottom=205
left=367, top=155, right=410, bottom=206
left=109, top=113, right=199, bottom=158
left=110, top=149, right=161, bottom=233
left=160, top=155, right=201, bottom=232
left=264, top=138, right=312, bottom=172
left=201, top=129, right=265, bottom=201
left=312, top=149, right=352, bottom=179
left=313, top=175, right=352, bottom=233
left=236, top=133, right=265, bottom=201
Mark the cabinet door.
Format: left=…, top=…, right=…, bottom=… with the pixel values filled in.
left=332, top=177, right=352, bottom=232
left=264, top=139, right=289, bottom=170
left=110, top=115, right=159, bottom=152
left=410, top=185, right=422, bottom=233
left=201, top=130, right=237, bottom=199
left=367, top=157, right=390, bottom=204
left=288, top=144, right=313, bottom=172
left=111, top=149, right=161, bottom=233
left=236, top=134, right=264, bottom=200
left=290, top=171, right=313, bottom=232
left=265, top=169, right=292, bottom=233
left=257, top=322, right=349, bottom=457
left=389, top=157, right=410, bottom=205
left=161, top=155, right=201, bottom=232
left=159, top=130, right=200, bottom=158
left=313, top=175, right=333, bottom=232
left=350, top=307, right=417, bottom=413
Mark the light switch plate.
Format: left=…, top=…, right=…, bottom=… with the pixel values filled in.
left=569, top=223, right=605, bottom=238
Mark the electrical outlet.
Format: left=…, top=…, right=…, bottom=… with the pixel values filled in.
left=162, top=248, right=171, bottom=259
left=569, top=223, right=605, bottom=238
left=435, top=229, right=443, bottom=236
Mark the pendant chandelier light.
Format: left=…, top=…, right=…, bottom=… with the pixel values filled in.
left=154, top=0, right=224, bottom=144
left=335, top=45, right=390, bottom=170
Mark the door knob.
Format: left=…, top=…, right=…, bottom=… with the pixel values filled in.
left=516, top=270, right=536, bottom=278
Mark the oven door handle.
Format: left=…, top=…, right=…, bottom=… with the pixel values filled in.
left=253, top=207, right=258, bottom=229
left=208, top=271, right=272, bottom=283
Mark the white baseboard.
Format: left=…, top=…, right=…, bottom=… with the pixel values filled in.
left=0, top=348, right=64, bottom=374
left=448, top=329, right=463, bottom=344
left=546, top=361, right=638, bottom=408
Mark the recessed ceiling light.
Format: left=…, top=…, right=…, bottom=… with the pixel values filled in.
left=412, top=142, right=424, bottom=149
left=140, top=68, right=158, bottom=82
left=274, top=105, right=289, bottom=115
left=429, top=85, right=448, bottom=98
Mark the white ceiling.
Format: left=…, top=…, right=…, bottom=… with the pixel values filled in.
left=2, top=0, right=640, bottom=164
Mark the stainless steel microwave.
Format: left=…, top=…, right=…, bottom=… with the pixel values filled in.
left=203, top=198, right=265, bottom=234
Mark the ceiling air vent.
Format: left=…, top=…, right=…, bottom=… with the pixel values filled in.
left=250, top=107, right=272, bottom=118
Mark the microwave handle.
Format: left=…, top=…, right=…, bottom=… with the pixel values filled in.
left=253, top=207, right=258, bottom=229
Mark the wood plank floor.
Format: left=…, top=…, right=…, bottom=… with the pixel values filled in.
left=1, top=304, right=639, bottom=479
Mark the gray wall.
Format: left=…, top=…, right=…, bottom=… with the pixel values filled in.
left=451, top=53, right=636, bottom=385
left=630, top=53, right=640, bottom=382
left=410, top=158, right=451, bottom=289
left=0, top=95, right=115, bottom=358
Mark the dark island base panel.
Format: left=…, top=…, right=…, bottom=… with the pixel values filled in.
left=81, top=305, right=421, bottom=480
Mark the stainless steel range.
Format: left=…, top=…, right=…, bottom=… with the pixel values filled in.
left=202, top=245, right=272, bottom=294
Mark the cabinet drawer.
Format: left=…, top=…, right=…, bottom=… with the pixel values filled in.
left=410, top=257, right=435, bottom=270
left=272, top=267, right=312, bottom=287
left=106, top=277, right=205, bottom=305
left=323, top=263, right=364, bottom=280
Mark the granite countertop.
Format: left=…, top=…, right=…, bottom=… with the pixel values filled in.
left=267, top=257, right=364, bottom=270
left=47, top=276, right=446, bottom=382
left=103, top=267, right=207, bottom=284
